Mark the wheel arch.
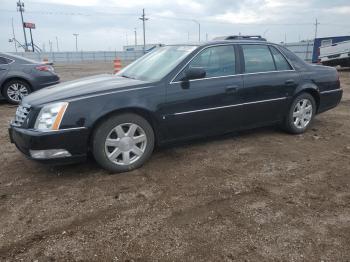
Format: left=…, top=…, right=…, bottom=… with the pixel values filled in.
left=293, top=85, right=320, bottom=112
left=88, top=107, right=160, bottom=149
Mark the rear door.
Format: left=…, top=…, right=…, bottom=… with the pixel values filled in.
left=239, top=44, right=300, bottom=126
left=0, top=57, right=11, bottom=81
left=162, top=44, right=244, bottom=140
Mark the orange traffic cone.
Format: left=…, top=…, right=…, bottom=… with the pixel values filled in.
left=114, top=58, right=122, bottom=73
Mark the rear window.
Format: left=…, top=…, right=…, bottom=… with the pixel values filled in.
left=269, top=46, right=292, bottom=70
left=0, top=57, right=12, bottom=65
left=242, top=45, right=275, bottom=73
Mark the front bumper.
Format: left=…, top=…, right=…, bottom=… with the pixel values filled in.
left=9, top=125, right=89, bottom=164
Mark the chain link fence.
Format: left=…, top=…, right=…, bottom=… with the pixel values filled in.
left=11, top=51, right=144, bottom=63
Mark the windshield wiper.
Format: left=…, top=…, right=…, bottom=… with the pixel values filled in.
left=121, top=74, right=135, bottom=79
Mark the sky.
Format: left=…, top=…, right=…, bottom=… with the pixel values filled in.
left=0, top=0, right=350, bottom=52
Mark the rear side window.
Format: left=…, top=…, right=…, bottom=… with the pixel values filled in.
left=0, top=57, right=12, bottom=65
left=188, top=45, right=236, bottom=78
left=242, top=45, right=275, bottom=73
left=269, top=46, right=292, bottom=70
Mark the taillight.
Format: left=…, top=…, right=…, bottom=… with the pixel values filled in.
left=337, top=71, right=340, bottom=81
left=35, top=65, right=54, bottom=72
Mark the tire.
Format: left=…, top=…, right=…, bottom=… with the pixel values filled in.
left=3, top=79, right=31, bottom=104
left=283, top=93, right=316, bottom=134
left=92, top=113, right=155, bottom=173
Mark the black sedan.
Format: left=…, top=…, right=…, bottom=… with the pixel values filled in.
left=9, top=40, right=342, bottom=173
left=0, top=53, right=60, bottom=104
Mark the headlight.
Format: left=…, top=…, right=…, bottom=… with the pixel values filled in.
left=34, top=102, right=68, bottom=131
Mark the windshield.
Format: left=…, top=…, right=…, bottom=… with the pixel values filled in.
left=117, top=45, right=197, bottom=81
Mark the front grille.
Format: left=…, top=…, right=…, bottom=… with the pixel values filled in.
left=13, top=104, right=31, bottom=127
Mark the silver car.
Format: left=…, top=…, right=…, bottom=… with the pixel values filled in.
left=0, top=53, right=60, bottom=104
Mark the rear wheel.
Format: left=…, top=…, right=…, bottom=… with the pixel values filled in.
left=283, top=93, right=316, bottom=134
left=92, top=113, right=155, bottom=173
left=3, top=79, right=31, bottom=104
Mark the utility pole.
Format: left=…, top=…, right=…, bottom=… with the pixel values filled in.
left=56, top=36, right=59, bottom=52
left=11, top=17, right=18, bottom=52
left=192, top=20, right=200, bottom=42
left=29, top=28, right=34, bottom=52
left=73, top=33, right=79, bottom=52
left=314, top=18, right=320, bottom=39
left=139, top=9, right=149, bottom=53
left=17, top=0, right=28, bottom=51
left=134, top=28, right=137, bottom=47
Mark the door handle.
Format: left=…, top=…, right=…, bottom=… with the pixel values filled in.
left=225, top=85, right=238, bottom=94
left=285, top=79, right=296, bottom=86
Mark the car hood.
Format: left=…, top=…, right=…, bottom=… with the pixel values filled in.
left=23, top=74, right=150, bottom=106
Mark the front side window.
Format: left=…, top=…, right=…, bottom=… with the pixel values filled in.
left=270, top=46, right=292, bottom=70
left=187, top=45, right=236, bottom=78
left=242, top=45, right=275, bottom=73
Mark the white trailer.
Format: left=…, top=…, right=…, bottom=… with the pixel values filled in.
left=319, top=40, right=350, bottom=67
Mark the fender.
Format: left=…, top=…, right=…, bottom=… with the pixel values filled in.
left=292, top=80, right=320, bottom=97
left=291, top=80, right=321, bottom=111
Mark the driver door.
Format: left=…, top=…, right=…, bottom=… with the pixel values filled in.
left=162, top=44, right=244, bottom=141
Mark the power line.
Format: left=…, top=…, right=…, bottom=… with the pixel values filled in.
left=2, top=8, right=350, bottom=28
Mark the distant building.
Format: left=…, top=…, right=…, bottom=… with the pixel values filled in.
left=283, top=36, right=350, bottom=63
left=123, top=44, right=163, bottom=52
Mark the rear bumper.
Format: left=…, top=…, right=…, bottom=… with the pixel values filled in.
left=32, top=75, right=60, bottom=91
left=318, top=88, right=343, bottom=114
left=9, top=125, right=89, bottom=164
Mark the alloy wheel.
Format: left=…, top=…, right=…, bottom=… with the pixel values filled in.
left=7, top=83, right=29, bottom=102
left=104, top=123, right=147, bottom=166
left=292, top=98, right=313, bottom=129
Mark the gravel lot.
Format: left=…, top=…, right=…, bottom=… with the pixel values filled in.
left=0, top=63, right=350, bottom=261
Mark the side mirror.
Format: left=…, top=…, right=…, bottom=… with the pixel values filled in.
left=183, top=67, right=206, bottom=81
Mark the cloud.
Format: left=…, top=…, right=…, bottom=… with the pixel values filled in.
left=328, top=5, right=350, bottom=14
left=1, top=0, right=350, bottom=52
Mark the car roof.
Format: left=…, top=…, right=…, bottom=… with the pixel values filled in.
left=202, top=40, right=276, bottom=46
left=166, top=40, right=278, bottom=48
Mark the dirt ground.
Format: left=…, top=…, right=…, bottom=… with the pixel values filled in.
left=0, top=62, right=350, bottom=261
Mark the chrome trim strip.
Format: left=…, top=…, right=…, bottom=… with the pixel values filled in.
left=172, top=97, right=288, bottom=116
left=320, top=88, right=342, bottom=94
left=169, top=43, right=296, bottom=84
left=10, top=125, right=87, bottom=133
left=170, top=70, right=296, bottom=84
left=34, top=127, right=88, bottom=133
left=69, top=86, right=154, bottom=101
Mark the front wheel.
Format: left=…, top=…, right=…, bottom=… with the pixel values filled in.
left=283, top=93, right=316, bottom=134
left=92, top=113, right=155, bottom=173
